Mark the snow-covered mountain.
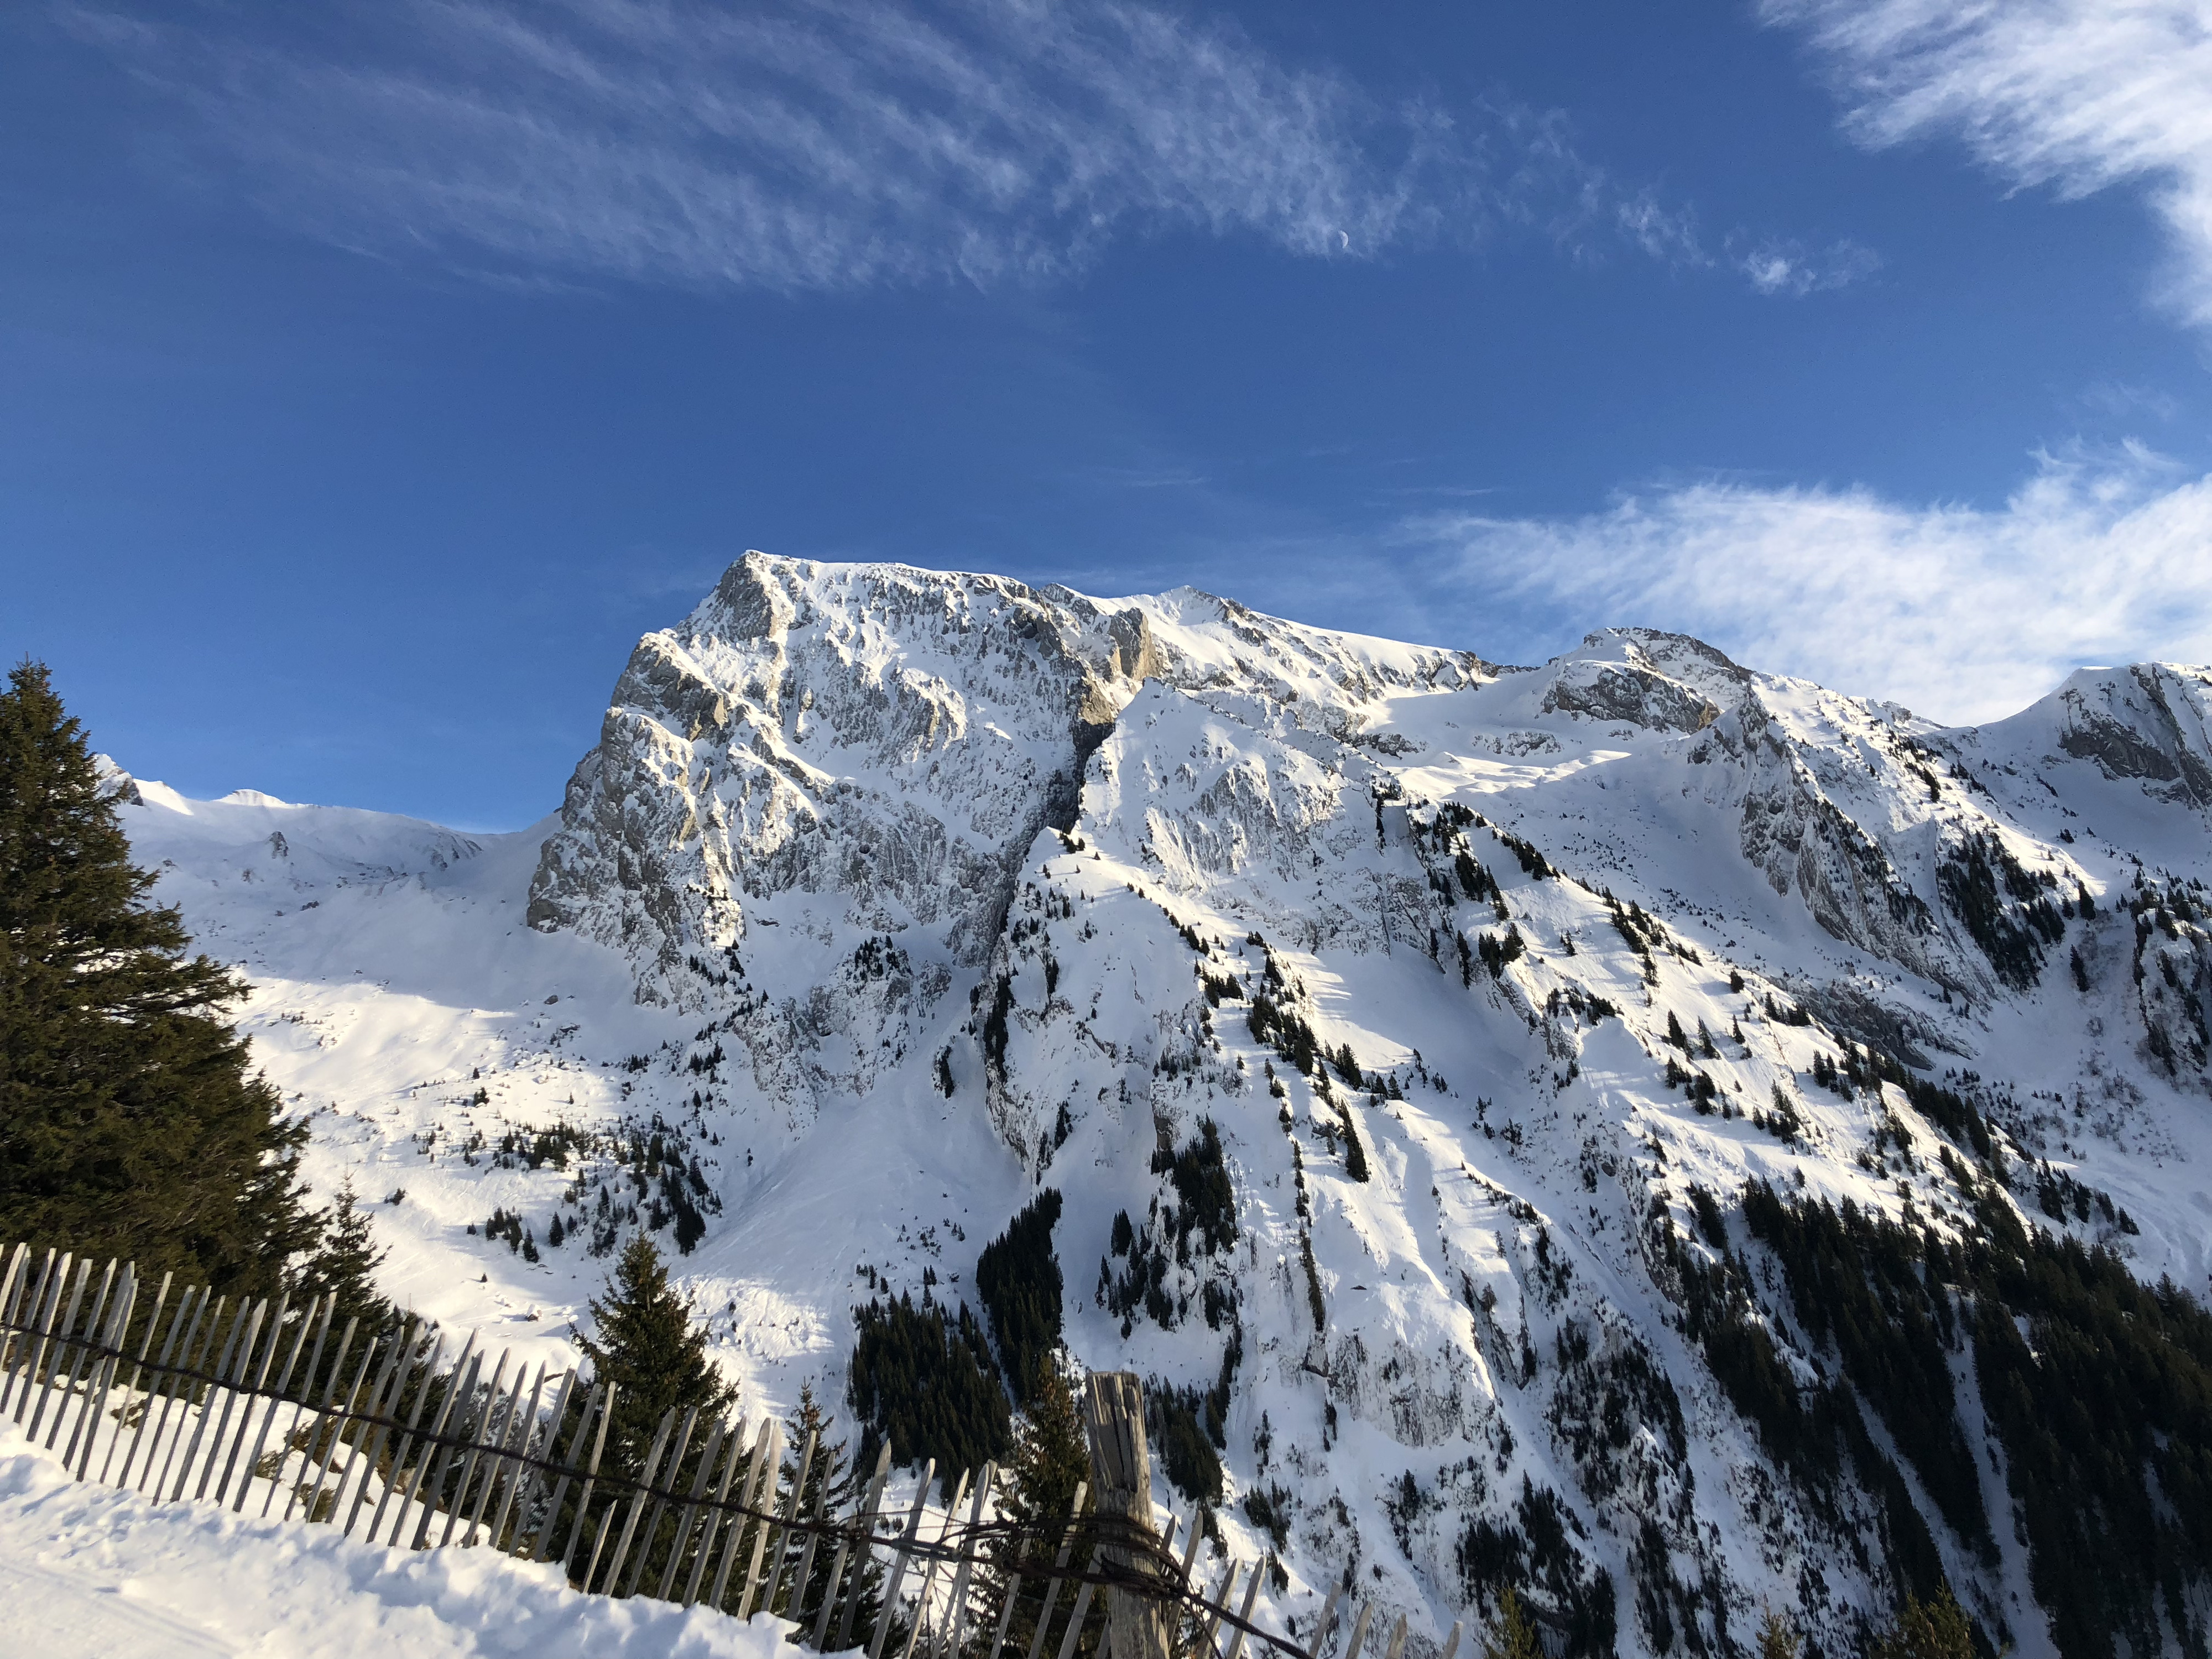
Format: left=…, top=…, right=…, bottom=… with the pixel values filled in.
left=111, top=555, right=2212, bottom=1659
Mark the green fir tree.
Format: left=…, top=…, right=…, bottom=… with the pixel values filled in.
left=575, top=1232, right=735, bottom=1478
left=977, top=1366, right=1104, bottom=1659
left=0, top=660, right=322, bottom=1294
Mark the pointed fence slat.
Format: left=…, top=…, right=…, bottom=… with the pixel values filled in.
left=1, top=1249, right=60, bottom=1416
left=439, top=1348, right=510, bottom=1547
left=200, top=1296, right=273, bottom=1503
left=900, top=1466, right=972, bottom=1659
left=1303, top=1587, right=1344, bottom=1659
left=236, top=1292, right=319, bottom=1511
left=985, top=1532, right=1032, bottom=1659
left=833, top=1442, right=895, bottom=1650
left=556, top=1381, right=615, bottom=1573
left=664, top=1415, right=728, bottom=1603
left=66, top=1266, right=135, bottom=1473
left=465, top=1362, right=531, bottom=1548
left=262, top=1295, right=332, bottom=1516
left=0, top=1246, right=29, bottom=1389
left=387, top=1334, right=468, bottom=1545
left=157, top=1293, right=234, bottom=1501
left=598, top=1404, right=677, bottom=1595
left=711, top=1417, right=779, bottom=1614
left=1222, top=1558, right=1264, bottom=1659
left=866, top=1457, right=936, bottom=1659
left=623, top=1401, right=699, bottom=1595
left=484, top=1363, right=548, bottom=1552
left=1342, top=1601, right=1375, bottom=1659
left=940, top=1460, right=994, bottom=1659
left=765, top=1428, right=821, bottom=1619
left=1052, top=1581, right=1098, bottom=1659
left=416, top=1349, right=486, bottom=1547
left=369, top=1332, right=447, bottom=1543
left=542, top=1379, right=609, bottom=1567
left=515, top=1368, right=578, bottom=1558
left=683, top=1417, right=747, bottom=1608
left=291, top=1318, right=369, bottom=1523
left=733, top=1420, right=789, bottom=1617
left=88, top=1265, right=161, bottom=1486
left=1023, top=1481, right=1091, bottom=1659
left=38, top=1258, right=114, bottom=1448
left=346, top=1319, right=421, bottom=1535
left=26, top=1255, right=92, bottom=1441
left=120, top=1285, right=199, bottom=1492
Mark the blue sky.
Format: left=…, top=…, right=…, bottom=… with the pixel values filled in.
left=5, top=0, right=2211, bottom=828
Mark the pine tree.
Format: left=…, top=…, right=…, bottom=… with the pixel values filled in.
left=776, top=1381, right=885, bottom=1640
left=977, top=1367, right=1102, bottom=1659
left=295, top=1176, right=393, bottom=1338
left=1481, top=1589, right=1542, bottom=1659
left=1755, top=1609, right=1800, bottom=1659
left=575, top=1232, right=734, bottom=1477
left=0, top=661, right=322, bottom=1293
left=1869, top=1588, right=1976, bottom=1659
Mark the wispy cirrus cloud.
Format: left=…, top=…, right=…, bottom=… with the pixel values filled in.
left=61, top=0, right=1814, bottom=296
left=1733, top=234, right=1882, bottom=295
left=1764, top=0, right=2212, bottom=324
left=1406, top=444, right=2212, bottom=723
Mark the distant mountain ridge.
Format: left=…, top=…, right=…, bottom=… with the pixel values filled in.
left=110, top=554, right=2212, bottom=1658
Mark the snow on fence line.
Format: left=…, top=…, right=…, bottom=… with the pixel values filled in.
left=0, top=1240, right=1454, bottom=1659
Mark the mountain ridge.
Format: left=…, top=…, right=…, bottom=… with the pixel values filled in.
left=104, top=553, right=2212, bottom=1659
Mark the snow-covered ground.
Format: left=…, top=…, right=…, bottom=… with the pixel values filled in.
left=84, top=555, right=2212, bottom=1657
left=0, top=1420, right=791, bottom=1659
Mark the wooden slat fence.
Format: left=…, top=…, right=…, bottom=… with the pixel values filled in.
left=0, top=1241, right=1460, bottom=1659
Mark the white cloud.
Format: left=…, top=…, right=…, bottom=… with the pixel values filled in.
left=1764, top=0, right=2212, bottom=323
left=61, top=0, right=1785, bottom=295
left=1408, top=446, right=2212, bottom=723
left=1733, top=236, right=1882, bottom=295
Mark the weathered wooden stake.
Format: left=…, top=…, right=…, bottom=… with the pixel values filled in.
left=1082, top=1371, right=1171, bottom=1659
left=486, top=1363, right=548, bottom=1551
left=942, top=1461, right=995, bottom=1659
left=1021, top=1480, right=1090, bottom=1659
left=123, top=1286, right=201, bottom=1492
left=765, top=1427, right=820, bottom=1616
left=833, top=1441, right=895, bottom=1650
left=667, top=1416, right=731, bottom=1603
left=683, top=1414, right=747, bottom=1606
left=368, top=1332, right=447, bottom=1541
left=65, top=1266, right=135, bottom=1473
left=261, top=1296, right=333, bottom=1516
left=866, top=1457, right=936, bottom=1659
left=555, top=1380, right=615, bottom=1572
left=1220, top=1560, right=1263, bottom=1659
left=291, top=1318, right=370, bottom=1523
left=599, top=1404, right=677, bottom=1593
left=734, top=1420, right=789, bottom=1616
left=899, top=1465, right=970, bottom=1659
left=1341, top=1601, right=1374, bottom=1659
left=1301, top=1587, right=1343, bottom=1659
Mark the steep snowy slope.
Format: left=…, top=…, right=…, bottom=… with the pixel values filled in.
left=110, top=556, right=2212, bottom=1659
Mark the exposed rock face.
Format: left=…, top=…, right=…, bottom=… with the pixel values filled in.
left=2049, top=665, right=2212, bottom=806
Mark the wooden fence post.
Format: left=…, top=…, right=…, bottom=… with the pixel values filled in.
left=260, top=1296, right=333, bottom=1516
left=866, top=1457, right=936, bottom=1659
left=1082, top=1371, right=1171, bottom=1659
left=1021, top=1480, right=1089, bottom=1659
left=832, top=1441, right=895, bottom=1650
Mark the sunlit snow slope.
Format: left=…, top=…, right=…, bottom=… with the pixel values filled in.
left=110, top=555, right=2212, bottom=1659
